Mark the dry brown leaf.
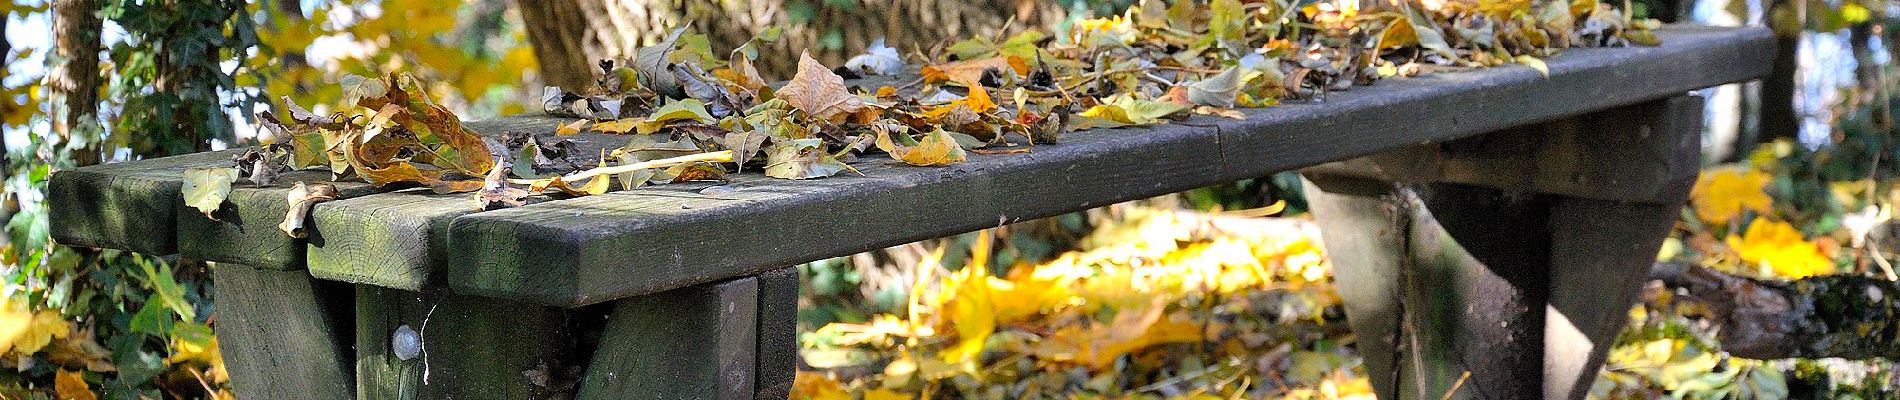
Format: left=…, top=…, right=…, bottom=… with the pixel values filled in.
left=775, top=51, right=865, bottom=122
left=279, top=181, right=339, bottom=238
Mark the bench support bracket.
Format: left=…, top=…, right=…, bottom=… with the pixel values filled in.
left=1302, top=95, right=1701, bottom=400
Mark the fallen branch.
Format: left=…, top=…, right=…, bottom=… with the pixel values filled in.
left=1651, top=262, right=1900, bottom=360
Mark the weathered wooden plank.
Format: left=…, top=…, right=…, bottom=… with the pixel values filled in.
left=179, top=172, right=377, bottom=269
left=1301, top=96, right=1706, bottom=203
left=212, top=262, right=354, bottom=400
left=446, top=26, right=1772, bottom=307
left=49, top=150, right=239, bottom=254
left=1540, top=97, right=1702, bottom=400
left=1298, top=175, right=1406, bottom=400
left=1219, top=26, right=1770, bottom=182
left=303, top=116, right=621, bottom=289
left=577, top=276, right=758, bottom=399
left=754, top=267, right=799, bottom=400
left=354, top=285, right=568, bottom=400
left=449, top=118, right=1223, bottom=306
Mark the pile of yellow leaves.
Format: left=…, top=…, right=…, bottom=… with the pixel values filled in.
left=795, top=207, right=1367, bottom=399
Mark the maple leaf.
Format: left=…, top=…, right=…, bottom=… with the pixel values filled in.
left=775, top=51, right=866, bottom=122
left=182, top=167, right=241, bottom=218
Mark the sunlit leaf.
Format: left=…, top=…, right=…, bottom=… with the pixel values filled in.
left=182, top=167, right=241, bottom=218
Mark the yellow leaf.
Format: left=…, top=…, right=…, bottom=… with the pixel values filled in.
left=864, top=389, right=913, bottom=400
left=1514, top=55, right=1550, bottom=78
left=942, top=230, right=996, bottom=364
left=1726, top=220, right=1835, bottom=278
left=182, top=167, right=241, bottom=218
left=790, top=371, right=851, bottom=400
left=1691, top=167, right=1774, bottom=225
left=555, top=119, right=587, bottom=136
left=877, top=127, right=967, bottom=166
left=776, top=51, right=865, bottom=122
left=590, top=118, right=652, bottom=134
left=55, top=369, right=97, bottom=400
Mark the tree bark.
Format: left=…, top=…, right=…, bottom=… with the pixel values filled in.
left=1653, top=262, right=1900, bottom=360
left=51, top=0, right=103, bottom=166
left=512, top=0, right=1065, bottom=91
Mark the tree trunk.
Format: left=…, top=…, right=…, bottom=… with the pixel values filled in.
left=51, top=0, right=103, bottom=166
left=512, top=0, right=1065, bottom=91
left=1653, top=262, right=1900, bottom=360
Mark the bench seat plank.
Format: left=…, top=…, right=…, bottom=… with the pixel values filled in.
left=446, top=26, right=1774, bottom=307
left=50, top=150, right=240, bottom=254
left=303, top=117, right=625, bottom=289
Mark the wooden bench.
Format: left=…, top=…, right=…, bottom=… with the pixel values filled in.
left=50, top=25, right=1772, bottom=400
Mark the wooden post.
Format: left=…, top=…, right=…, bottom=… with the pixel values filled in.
left=354, top=285, right=571, bottom=400
left=755, top=267, right=800, bottom=400
left=211, top=263, right=354, bottom=399
left=577, top=276, right=760, bottom=399
left=1301, top=96, right=1702, bottom=399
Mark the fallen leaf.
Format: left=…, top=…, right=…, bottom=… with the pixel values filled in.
left=182, top=167, right=241, bottom=219
left=55, top=369, right=97, bottom=400
left=724, top=128, right=768, bottom=170
left=1514, top=55, right=1550, bottom=78
left=765, top=138, right=855, bottom=179
left=844, top=38, right=904, bottom=75
left=877, top=126, right=967, bottom=166
left=279, top=182, right=339, bottom=238
left=1187, top=67, right=1249, bottom=108
left=555, top=119, right=587, bottom=136
left=776, top=51, right=866, bottom=122
left=919, top=56, right=1028, bottom=84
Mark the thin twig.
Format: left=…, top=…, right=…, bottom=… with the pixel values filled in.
left=1439, top=370, right=1472, bottom=400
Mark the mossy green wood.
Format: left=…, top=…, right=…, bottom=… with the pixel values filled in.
left=303, top=115, right=619, bottom=290
left=578, top=276, right=758, bottom=399
left=211, top=263, right=355, bottom=400
left=353, top=285, right=569, bottom=400
left=178, top=170, right=377, bottom=269
left=447, top=26, right=1773, bottom=308
left=49, top=150, right=239, bottom=254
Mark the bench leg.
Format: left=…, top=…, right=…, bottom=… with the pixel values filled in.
left=1301, top=96, right=1701, bottom=399
left=354, top=285, right=570, bottom=399
left=755, top=267, right=801, bottom=400
left=213, top=263, right=355, bottom=399
left=578, top=276, right=760, bottom=399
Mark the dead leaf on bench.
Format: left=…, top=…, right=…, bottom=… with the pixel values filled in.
left=279, top=181, right=338, bottom=238
left=182, top=167, right=241, bottom=219
left=765, top=138, right=855, bottom=180
left=876, top=125, right=967, bottom=166
left=776, top=51, right=865, bottom=123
